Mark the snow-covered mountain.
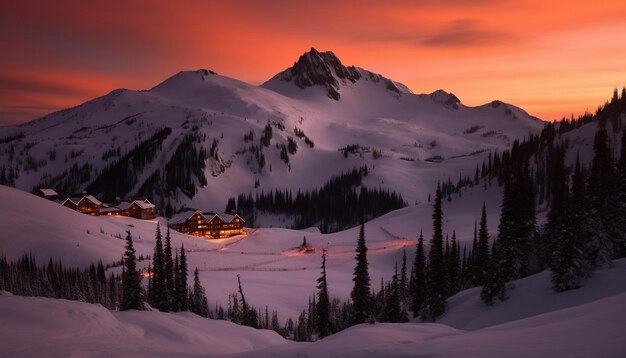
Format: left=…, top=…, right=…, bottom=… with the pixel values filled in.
left=0, top=48, right=543, bottom=216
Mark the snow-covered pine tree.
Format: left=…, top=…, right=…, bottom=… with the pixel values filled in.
left=177, top=244, right=189, bottom=311
left=164, top=227, right=175, bottom=307
left=410, top=230, right=427, bottom=318
left=351, top=214, right=371, bottom=325
left=586, top=123, right=620, bottom=267
left=474, top=203, right=490, bottom=286
left=316, top=249, right=331, bottom=339
left=149, top=223, right=168, bottom=311
left=190, top=267, right=209, bottom=317
left=480, top=239, right=506, bottom=305
left=424, top=183, right=447, bottom=320
left=551, top=154, right=592, bottom=291
left=121, top=231, right=143, bottom=311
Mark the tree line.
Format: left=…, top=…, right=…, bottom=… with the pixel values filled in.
left=232, top=166, right=406, bottom=233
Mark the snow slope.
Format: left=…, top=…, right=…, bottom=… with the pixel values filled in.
left=0, top=48, right=543, bottom=214
left=0, top=183, right=504, bottom=320
left=0, top=292, right=289, bottom=358
left=2, top=260, right=626, bottom=357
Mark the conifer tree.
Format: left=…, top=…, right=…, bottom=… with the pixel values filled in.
left=399, top=248, right=408, bottom=303
left=316, top=250, right=331, bottom=338
left=149, top=224, right=168, bottom=311
left=474, top=203, right=490, bottom=285
left=424, top=183, right=447, bottom=320
left=164, top=227, right=175, bottom=305
left=586, top=123, right=620, bottom=266
left=551, top=155, right=590, bottom=291
left=383, top=263, right=408, bottom=323
left=447, top=231, right=460, bottom=295
left=411, top=230, right=427, bottom=317
left=121, top=231, right=143, bottom=311
left=237, top=275, right=258, bottom=328
left=480, top=240, right=506, bottom=305
left=177, top=245, right=189, bottom=310
left=617, top=130, right=626, bottom=257
left=351, top=214, right=372, bottom=325
left=190, top=268, right=209, bottom=317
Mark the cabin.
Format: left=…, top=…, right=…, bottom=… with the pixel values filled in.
left=62, top=195, right=102, bottom=215
left=169, top=210, right=245, bottom=238
left=38, top=188, right=58, bottom=201
left=126, top=199, right=157, bottom=219
left=99, top=199, right=157, bottom=219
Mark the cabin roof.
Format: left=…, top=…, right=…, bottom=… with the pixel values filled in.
left=39, top=188, right=58, bottom=197
left=132, top=200, right=155, bottom=210
left=83, top=195, right=102, bottom=206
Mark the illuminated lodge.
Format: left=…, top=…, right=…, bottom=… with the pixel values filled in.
left=57, top=192, right=156, bottom=219
left=61, top=195, right=103, bottom=215
left=169, top=210, right=245, bottom=238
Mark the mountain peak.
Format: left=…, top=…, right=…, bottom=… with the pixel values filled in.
left=264, top=48, right=362, bottom=100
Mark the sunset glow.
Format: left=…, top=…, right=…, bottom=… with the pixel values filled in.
left=1, top=0, right=626, bottom=124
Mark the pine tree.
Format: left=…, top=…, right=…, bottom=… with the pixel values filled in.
left=586, top=123, right=620, bottom=266
left=164, top=227, right=175, bottom=307
left=399, top=248, right=408, bottom=303
left=616, top=130, right=626, bottom=257
left=351, top=214, right=372, bottom=325
left=237, top=275, right=258, bottom=328
left=551, top=155, right=591, bottom=291
left=177, top=245, right=189, bottom=310
left=410, top=230, right=427, bottom=318
left=498, top=161, right=538, bottom=283
left=481, top=240, right=506, bottom=305
left=383, top=263, right=408, bottom=323
left=474, top=203, right=490, bottom=285
left=424, top=183, right=447, bottom=320
left=121, top=231, right=143, bottom=311
left=149, top=224, right=168, bottom=311
left=447, top=231, right=460, bottom=295
left=316, top=250, right=331, bottom=339
left=190, top=268, right=209, bottom=317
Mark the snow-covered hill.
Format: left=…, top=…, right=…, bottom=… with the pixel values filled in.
left=0, top=48, right=543, bottom=216
left=3, top=259, right=625, bottom=357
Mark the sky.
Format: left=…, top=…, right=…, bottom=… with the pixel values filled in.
left=1, top=0, right=626, bottom=125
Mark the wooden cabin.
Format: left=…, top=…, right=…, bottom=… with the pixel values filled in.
left=169, top=210, right=245, bottom=238
left=62, top=195, right=102, bottom=215
left=38, top=188, right=58, bottom=201
left=126, top=199, right=156, bottom=219
left=99, top=199, right=156, bottom=219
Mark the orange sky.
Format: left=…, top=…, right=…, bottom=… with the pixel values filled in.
left=1, top=0, right=626, bottom=125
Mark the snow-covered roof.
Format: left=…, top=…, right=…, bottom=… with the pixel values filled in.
left=39, top=188, right=58, bottom=197
left=169, top=210, right=198, bottom=224
left=218, top=213, right=244, bottom=223
left=83, top=195, right=102, bottom=206
left=132, top=200, right=155, bottom=210
left=99, top=206, right=122, bottom=213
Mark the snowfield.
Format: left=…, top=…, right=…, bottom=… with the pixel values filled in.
left=2, top=259, right=626, bottom=357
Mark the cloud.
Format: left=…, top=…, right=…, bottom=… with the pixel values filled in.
left=0, top=73, right=98, bottom=98
left=419, top=19, right=514, bottom=47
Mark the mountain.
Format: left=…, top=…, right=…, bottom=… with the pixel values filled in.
left=262, top=47, right=410, bottom=100
left=0, top=48, right=543, bottom=222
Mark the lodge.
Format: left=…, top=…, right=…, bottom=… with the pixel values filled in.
left=61, top=195, right=103, bottom=215
left=169, top=209, right=245, bottom=238
left=99, top=199, right=157, bottom=219
left=58, top=193, right=156, bottom=219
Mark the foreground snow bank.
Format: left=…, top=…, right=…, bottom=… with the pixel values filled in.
left=0, top=296, right=289, bottom=358
left=440, top=258, right=626, bottom=330
left=3, top=289, right=625, bottom=358
left=244, top=292, right=626, bottom=357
